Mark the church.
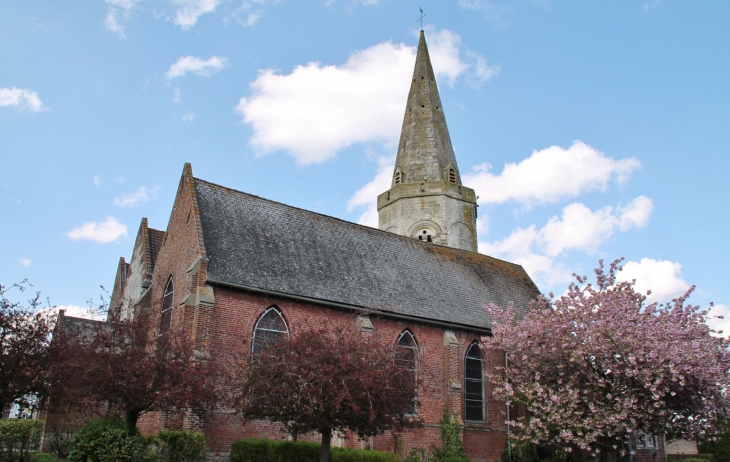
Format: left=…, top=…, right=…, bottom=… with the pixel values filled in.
left=64, top=31, right=544, bottom=461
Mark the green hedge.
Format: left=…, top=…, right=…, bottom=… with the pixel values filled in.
left=157, top=430, right=207, bottom=462
left=67, top=416, right=156, bottom=462
left=0, top=419, right=44, bottom=462
left=230, top=438, right=398, bottom=462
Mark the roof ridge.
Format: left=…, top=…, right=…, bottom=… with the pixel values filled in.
left=192, top=176, right=524, bottom=270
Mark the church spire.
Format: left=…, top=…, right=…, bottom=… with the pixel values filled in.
left=377, top=30, right=478, bottom=252
left=393, top=30, right=460, bottom=187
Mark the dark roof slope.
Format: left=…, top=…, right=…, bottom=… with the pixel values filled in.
left=146, top=228, right=166, bottom=274
left=194, top=178, right=540, bottom=330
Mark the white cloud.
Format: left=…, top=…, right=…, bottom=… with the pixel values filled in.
left=19, top=258, right=32, bottom=267
left=53, top=304, right=106, bottom=321
left=66, top=217, right=128, bottom=243
left=113, top=186, right=159, bottom=208
left=0, top=87, right=46, bottom=112
left=181, top=112, right=195, bottom=122
left=93, top=175, right=102, bottom=186
left=104, top=0, right=141, bottom=38
left=236, top=29, right=496, bottom=165
left=166, top=56, right=228, bottom=80
left=617, top=258, right=690, bottom=304
left=347, top=156, right=394, bottom=227
left=457, top=0, right=510, bottom=28
left=171, top=0, right=222, bottom=30
left=480, top=197, right=654, bottom=286
left=707, top=304, right=730, bottom=338
left=644, top=0, right=661, bottom=12
left=463, top=141, right=641, bottom=206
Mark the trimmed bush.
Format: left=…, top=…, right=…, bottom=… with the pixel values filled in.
left=331, top=447, right=398, bottom=462
left=231, top=438, right=271, bottom=462
left=230, top=438, right=398, bottom=462
left=268, top=441, right=319, bottom=462
left=67, top=416, right=156, bottom=462
left=0, top=419, right=44, bottom=462
left=157, top=430, right=207, bottom=462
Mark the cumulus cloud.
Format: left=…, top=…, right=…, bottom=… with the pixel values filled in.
left=66, top=217, right=128, bottom=243
left=236, top=29, right=497, bottom=164
left=347, top=156, right=394, bottom=227
left=53, top=304, right=106, bottom=321
left=181, top=112, right=195, bottom=122
left=463, top=141, right=641, bottom=206
left=93, top=175, right=102, bottom=186
left=0, top=87, right=46, bottom=112
left=480, top=197, right=654, bottom=286
left=113, top=186, right=159, bottom=208
left=166, top=56, right=228, bottom=80
left=104, top=0, right=141, bottom=38
left=19, top=258, right=32, bottom=267
left=617, top=258, right=690, bottom=304
left=171, top=0, right=221, bottom=29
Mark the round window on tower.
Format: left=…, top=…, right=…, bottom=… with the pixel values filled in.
left=412, top=225, right=438, bottom=244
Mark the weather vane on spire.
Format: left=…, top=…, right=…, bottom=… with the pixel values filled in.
left=417, top=7, right=425, bottom=30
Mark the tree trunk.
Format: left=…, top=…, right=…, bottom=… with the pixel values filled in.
left=320, top=428, right=332, bottom=462
left=125, top=409, right=140, bottom=436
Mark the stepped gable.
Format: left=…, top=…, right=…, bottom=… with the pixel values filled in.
left=194, top=178, right=539, bottom=331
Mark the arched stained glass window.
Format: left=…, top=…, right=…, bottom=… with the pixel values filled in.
left=159, top=278, right=174, bottom=336
left=394, top=330, right=419, bottom=413
left=464, top=342, right=487, bottom=421
left=252, top=307, right=289, bottom=355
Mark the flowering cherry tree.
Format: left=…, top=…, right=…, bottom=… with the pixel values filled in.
left=483, top=259, right=730, bottom=456
left=233, top=319, right=419, bottom=462
left=0, top=282, right=55, bottom=414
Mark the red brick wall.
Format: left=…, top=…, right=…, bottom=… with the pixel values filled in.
left=137, top=281, right=508, bottom=461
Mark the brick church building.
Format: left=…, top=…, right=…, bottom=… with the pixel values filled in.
left=53, top=31, right=549, bottom=461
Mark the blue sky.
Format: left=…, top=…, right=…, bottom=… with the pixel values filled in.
left=2, top=1, right=728, bottom=332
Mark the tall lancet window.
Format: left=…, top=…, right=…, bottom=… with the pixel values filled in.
left=159, top=277, right=174, bottom=336
left=464, top=342, right=487, bottom=421
left=252, top=307, right=289, bottom=355
left=394, top=330, right=419, bottom=413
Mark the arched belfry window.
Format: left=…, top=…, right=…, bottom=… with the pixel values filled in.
left=448, top=167, right=456, bottom=183
left=159, top=278, right=174, bottom=336
left=464, top=342, right=487, bottom=421
left=252, top=307, right=289, bottom=355
left=394, top=330, right=419, bottom=413
left=394, top=170, right=402, bottom=185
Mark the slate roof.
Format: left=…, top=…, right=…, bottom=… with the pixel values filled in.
left=194, top=178, right=540, bottom=331
left=146, top=228, right=166, bottom=275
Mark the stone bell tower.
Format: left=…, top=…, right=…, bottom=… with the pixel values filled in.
left=377, top=30, right=478, bottom=252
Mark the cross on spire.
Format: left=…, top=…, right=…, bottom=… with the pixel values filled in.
left=417, top=7, right=425, bottom=30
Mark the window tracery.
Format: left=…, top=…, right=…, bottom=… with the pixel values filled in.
left=252, top=307, right=289, bottom=355
left=464, top=342, right=487, bottom=421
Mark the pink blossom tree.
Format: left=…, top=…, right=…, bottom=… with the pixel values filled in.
left=483, top=259, right=730, bottom=457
